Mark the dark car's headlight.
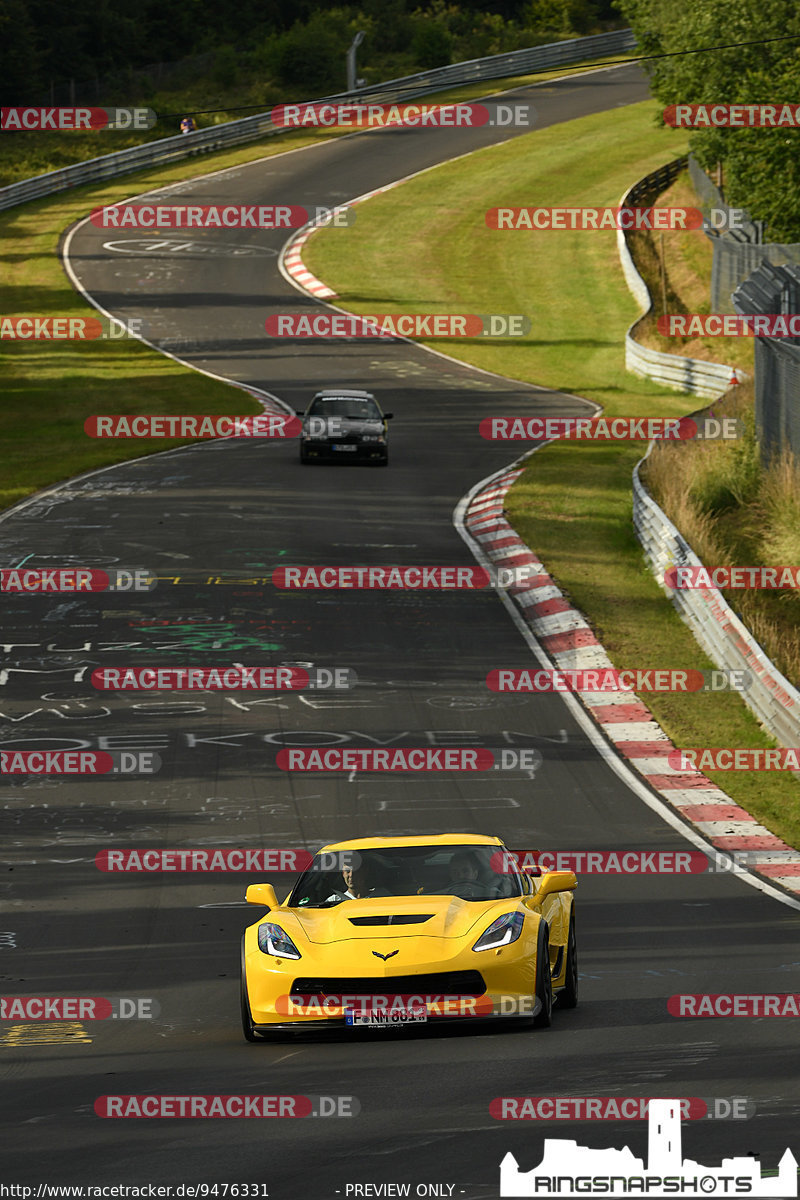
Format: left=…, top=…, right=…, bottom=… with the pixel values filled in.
left=472, top=911, right=524, bottom=952
left=360, top=434, right=386, bottom=443
left=258, top=922, right=302, bottom=959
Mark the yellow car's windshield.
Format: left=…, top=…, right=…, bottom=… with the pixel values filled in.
left=288, top=844, right=523, bottom=907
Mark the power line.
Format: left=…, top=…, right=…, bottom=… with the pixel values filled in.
left=156, top=32, right=800, bottom=122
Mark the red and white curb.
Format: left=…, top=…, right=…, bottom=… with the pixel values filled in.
left=282, top=226, right=338, bottom=300
left=279, top=178, right=414, bottom=301
left=464, top=468, right=800, bottom=897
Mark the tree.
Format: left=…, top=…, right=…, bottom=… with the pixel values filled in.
left=615, top=0, right=800, bottom=239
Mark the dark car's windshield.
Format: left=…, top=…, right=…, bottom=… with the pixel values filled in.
left=288, top=844, right=522, bottom=908
left=307, top=396, right=381, bottom=421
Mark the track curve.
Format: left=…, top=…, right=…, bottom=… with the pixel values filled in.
left=2, top=63, right=800, bottom=1196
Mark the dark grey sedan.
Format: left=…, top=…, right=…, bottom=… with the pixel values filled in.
left=298, top=389, right=393, bottom=465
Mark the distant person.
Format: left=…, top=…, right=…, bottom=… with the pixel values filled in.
left=180, top=116, right=197, bottom=134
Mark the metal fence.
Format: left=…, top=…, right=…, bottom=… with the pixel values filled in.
left=633, top=443, right=800, bottom=747
left=0, top=28, right=636, bottom=214
left=688, top=154, right=800, bottom=313
left=617, top=157, right=738, bottom=399
left=733, top=260, right=800, bottom=459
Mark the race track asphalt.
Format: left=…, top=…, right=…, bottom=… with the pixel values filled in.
left=2, top=62, right=799, bottom=1196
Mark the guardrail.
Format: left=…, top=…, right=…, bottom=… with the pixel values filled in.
left=0, top=29, right=636, bottom=214
left=632, top=443, right=800, bottom=747
left=617, top=157, right=739, bottom=399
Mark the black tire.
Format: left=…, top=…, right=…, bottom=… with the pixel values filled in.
left=240, top=937, right=259, bottom=1042
left=532, top=921, right=553, bottom=1028
left=558, top=911, right=578, bottom=1009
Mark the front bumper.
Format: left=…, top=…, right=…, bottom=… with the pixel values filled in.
left=250, top=1003, right=541, bottom=1036
left=301, top=440, right=386, bottom=461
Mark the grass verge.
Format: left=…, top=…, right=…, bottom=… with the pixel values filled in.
left=644, top=380, right=800, bottom=687
left=305, top=97, right=800, bottom=850
left=0, top=52, right=635, bottom=512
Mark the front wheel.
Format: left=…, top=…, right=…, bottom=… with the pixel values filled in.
left=532, top=922, right=553, bottom=1028
left=558, top=911, right=578, bottom=1009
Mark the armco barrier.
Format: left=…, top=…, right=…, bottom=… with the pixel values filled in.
left=632, top=443, right=800, bottom=747
left=0, top=29, right=636, bottom=214
left=617, top=158, right=739, bottom=399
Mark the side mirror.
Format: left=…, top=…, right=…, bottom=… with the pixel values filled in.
left=295, top=409, right=306, bottom=417
left=532, top=871, right=577, bottom=901
left=245, top=883, right=279, bottom=910
left=384, top=412, right=394, bottom=420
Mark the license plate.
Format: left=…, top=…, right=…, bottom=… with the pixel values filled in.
left=331, top=444, right=357, bottom=452
left=346, top=1007, right=427, bottom=1028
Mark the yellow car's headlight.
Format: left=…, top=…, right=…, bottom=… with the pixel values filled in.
left=472, top=911, right=524, bottom=952
left=258, top=922, right=302, bottom=959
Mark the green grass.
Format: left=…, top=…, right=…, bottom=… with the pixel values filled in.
left=0, top=50, right=636, bottom=510
left=307, top=101, right=693, bottom=415
left=304, top=97, right=800, bottom=852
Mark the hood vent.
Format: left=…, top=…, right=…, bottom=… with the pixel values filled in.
left=347, top=914, right=433, bottom=926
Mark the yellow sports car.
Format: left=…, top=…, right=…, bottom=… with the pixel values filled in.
left=240, top=834, right=577, bottom=1039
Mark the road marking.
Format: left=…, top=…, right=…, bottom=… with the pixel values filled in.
left=1, top=1022, right=91, bottom=1046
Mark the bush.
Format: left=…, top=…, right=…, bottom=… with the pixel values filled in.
left=411, top=20, right=453, bottom=68
left=272, top=18, right=349, bottom=91
left=213, top=46, right=240, bottom=89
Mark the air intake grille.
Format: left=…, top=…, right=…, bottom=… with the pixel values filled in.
left=348, top=915, right=433, bottom=926
left=290, top=971, right=486, bottom=998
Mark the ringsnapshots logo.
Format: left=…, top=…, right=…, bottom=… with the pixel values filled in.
left=499, top=1098, right=797, bottom=1197
left=1, top=316, right=143, bottom=339
left=487, top=668, right=751, bottom=694
left=84, top=414, right=300, bottom=438
left=0, top=567, right=155, bottom=593
left=479, top=417, right=741, bottom=441
left=271, top=101, right=533, bottom=129
left=90, top=204, right=353, bottom=229
left=1, top=107, right=156, bottom=131
left=265, top=313, right=529, bottom=339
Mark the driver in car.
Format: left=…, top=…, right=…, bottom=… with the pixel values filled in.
left=449, top=851, right=480, bottom=883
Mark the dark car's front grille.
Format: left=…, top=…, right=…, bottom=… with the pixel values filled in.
left=348, top=915, right=433, bottom=926
left=290, top=971, right=486, bottom=998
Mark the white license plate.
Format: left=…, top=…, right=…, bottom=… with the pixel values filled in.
left=346, top=1007, right=427, bottom=1027
left=332, top=444, right=358, bottom=452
